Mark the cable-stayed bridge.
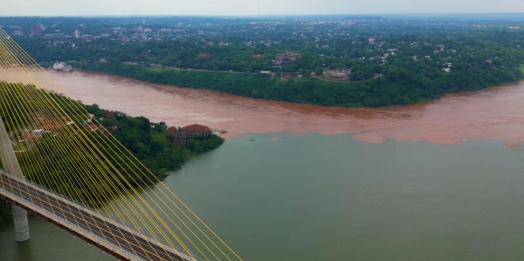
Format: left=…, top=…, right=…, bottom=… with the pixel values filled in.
left=0, top=29, right=242, bottom=261
left=0, top=170, right=195, bottom=261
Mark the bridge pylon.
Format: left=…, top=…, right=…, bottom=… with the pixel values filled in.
left=0, top=116, right=30, bottom=241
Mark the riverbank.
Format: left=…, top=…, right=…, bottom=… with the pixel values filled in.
left=43, top=69, right=524, bottom=147
left=6, top=68, right=524, bottom=145
left=83, top=103, right=224, bottom=178
left=0, top=82, right=225, bottom=224
left=82, top=62, right=523, bottom=108
left=4, top=71, right=524, bottom=261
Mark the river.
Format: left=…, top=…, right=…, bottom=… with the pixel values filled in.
left=1, top=71, right=524, bottom=260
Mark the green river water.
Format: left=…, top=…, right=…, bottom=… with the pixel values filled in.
left=1, top=132, right=524, bottom=261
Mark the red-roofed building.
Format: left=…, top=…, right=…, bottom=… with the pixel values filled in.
left=170, top=124, right=212, bottom=146
left=106, top=125, right=119, bottom=134
left=85, top=123, right=100, bottom=131
left=182, top=124, right=211, bottom=136
left=20, top=129, right=42, bottom=143
left=166, top=126, right=177, bottom=134
left=105, top=112, right=116, bottom=120
left=21, top=130, right=32, bottom=140
left=273, top=51, right=301, bottom=65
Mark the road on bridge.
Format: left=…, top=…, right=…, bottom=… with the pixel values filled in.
left=0, top=171, right=197, bottom=261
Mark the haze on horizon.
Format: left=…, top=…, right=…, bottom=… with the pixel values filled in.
left=1, top=0, right=524, bottom=16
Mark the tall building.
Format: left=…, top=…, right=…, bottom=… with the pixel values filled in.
left=74, top=29, right=81, bottom=39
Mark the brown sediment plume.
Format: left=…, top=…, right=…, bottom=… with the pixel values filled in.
left=506, top=142, right=521, bottom=149
left=5, top=69, right=524, bottom=145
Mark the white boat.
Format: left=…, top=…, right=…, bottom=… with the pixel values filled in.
left=212, top=130, right=222, bottom=136
left=52, top=61, right=73, bottom=72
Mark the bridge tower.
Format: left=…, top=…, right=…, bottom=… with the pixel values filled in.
left=0, top=116, right=30, bottom=241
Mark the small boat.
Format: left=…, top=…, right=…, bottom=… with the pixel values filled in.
left=52, top=61, right=73, bottom=72
left=212, top=130, right=222, bottom=137
left=212, top=129, right=228, bottom=136
left=214, top=129, right=227, bottom=134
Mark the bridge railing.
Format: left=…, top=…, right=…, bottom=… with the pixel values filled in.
left=0, top=171, right=206, bottom=261
left=0, top=173, right=141, bottom=260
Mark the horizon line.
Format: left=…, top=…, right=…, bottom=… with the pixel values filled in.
left=1, top=12, right=524, bottom=18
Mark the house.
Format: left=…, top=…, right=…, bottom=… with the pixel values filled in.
left=106, top=126, right=119, bottom=134
left=328, top=71, right=346, bottom=78
left=33, top=129, right=45, bottom=137
left=85, top=123, right=100, bottom=131
left=182, top=124, right=212, bottom=137
left=252, top=54, right=264, bottom=58
left=21, top=130, right=32, bottom=140
left=105, top=112, right=116, bottom=120
left=166, top=126, right=178, bottom=134
left=325, top=69, right=350, bottom=80
left=169, top=124, right=212, bottom=146
left=273, top=51, right=301, bottom=65
left=197, top=53, right=210, bottom=59
left=19, top=129, right=43, bottom=142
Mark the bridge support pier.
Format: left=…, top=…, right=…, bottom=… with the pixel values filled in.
left=0, top=116, right=30, bottom=241
left=11, top=204, right=30, bottom=241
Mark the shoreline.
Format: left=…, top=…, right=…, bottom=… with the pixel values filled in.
left=81, top=62, right=524, bottom=108
left=72, top=67, right=524, bottom=109
left=26, top=69, right=524, bottom=146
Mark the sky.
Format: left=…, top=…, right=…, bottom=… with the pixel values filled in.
left=1, top=0, right=524, bottom=16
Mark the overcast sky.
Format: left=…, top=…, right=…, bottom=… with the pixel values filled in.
left=1, top=0, right=523, bottom=16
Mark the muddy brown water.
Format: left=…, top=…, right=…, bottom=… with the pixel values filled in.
left=3, top=69, right=524, bottom=261
left=39, top=70, right=524, bottom=146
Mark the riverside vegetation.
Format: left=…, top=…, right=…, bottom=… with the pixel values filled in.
left=0, top=82, right=223, bottom=227
left=84, top=103, right=224, bottom=175
left=4, top=16, right=524, bottom=107
left=2, top=14, right=524, bottom=228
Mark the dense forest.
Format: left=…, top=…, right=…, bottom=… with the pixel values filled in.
left=6, top=16, right=524, bottom=107
left=82, top=61, right=523, bottom=107
left=0, top=82, right=223, bottom=228
left=2, top=14, right=524, bottom=228
left=84, top=104, right=224, bottom=176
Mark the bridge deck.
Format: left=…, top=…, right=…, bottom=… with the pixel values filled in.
left=0, top=171, right=200, bottom=261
